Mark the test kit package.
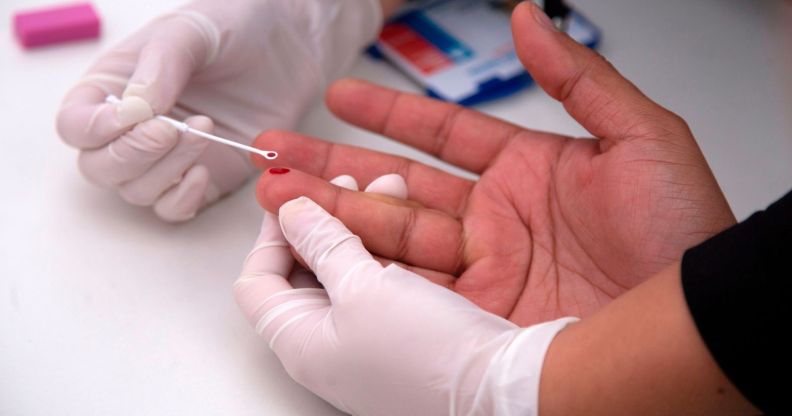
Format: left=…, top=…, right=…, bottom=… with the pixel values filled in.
left=369, top=0, right=601, bottom=105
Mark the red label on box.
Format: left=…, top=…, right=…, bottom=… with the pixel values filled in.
left=379, top=23, right=452, bottom=75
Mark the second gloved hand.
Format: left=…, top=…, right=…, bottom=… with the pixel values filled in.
left=56, top=0, right=382, bottom=221
left=234, top=191, right=576, bottom=415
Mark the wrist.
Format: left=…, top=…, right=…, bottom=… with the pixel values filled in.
left=465, top=317, right=579, bottom=416
left=537, top=264, right=758, bottom=415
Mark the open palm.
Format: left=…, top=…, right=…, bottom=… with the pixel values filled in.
left=252, top=6, right=734, bottom=325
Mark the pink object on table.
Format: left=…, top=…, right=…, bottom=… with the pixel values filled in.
left=13, top=2, right=101, bottom=49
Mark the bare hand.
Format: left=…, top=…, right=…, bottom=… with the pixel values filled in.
left=251, top=4, right=734, bottom=325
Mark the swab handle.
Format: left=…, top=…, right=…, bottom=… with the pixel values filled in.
left=103, top=95, right=278, bottom=160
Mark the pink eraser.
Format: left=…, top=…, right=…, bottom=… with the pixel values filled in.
left=13, top=2, right=101, bottom=49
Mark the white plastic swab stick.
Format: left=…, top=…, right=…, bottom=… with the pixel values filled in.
left=105, top=95, right=278, bottom=160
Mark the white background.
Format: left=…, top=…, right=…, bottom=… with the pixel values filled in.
left=1, top=0, right=790, bottom=415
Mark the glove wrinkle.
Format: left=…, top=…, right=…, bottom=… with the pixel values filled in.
left=57, top=0, right=384, bottom=221
left=167, top=10, right=222, bottom=69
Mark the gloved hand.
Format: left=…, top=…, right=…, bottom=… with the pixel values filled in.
left=243, top=171, right=408, bottom=289
left=56, top=0, right=382, bottom=221
left=235, top=190, right=576, bottom=415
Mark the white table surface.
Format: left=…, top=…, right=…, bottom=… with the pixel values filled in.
left=1, top=0, right=790, bottom=414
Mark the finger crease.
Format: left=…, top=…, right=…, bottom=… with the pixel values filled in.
left=319, top=141, right=339, bottom=180
left=558, top=54, right=597, bottom=104
left=453, top=182, right=474, bottom=219
left=396, top=158, right=413, bottom=186
left=484, top=127, right=522, bottom=171
left=432, top=105, right=464, bottom=159
left=452, top=227, right=467, bottom=277
left=395, top=207, right=417, bottom=263
left=329, top=182, right=343, bottom=219
left=379, top=92, right=407, bottom=138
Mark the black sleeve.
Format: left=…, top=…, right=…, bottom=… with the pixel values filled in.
left=681, top=189, right=792, bottom=415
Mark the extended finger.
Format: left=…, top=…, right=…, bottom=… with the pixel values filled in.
left=326, top=79, right=527, bottom=174
left=284, top=173, right=405, bottom=287
left=252, top=130, right=472, bottom=217
left=277, top=196, right=383, bottom=296
left=259, top=168, right=464, bottom=274
left=511, top=2, right=690, bottom=149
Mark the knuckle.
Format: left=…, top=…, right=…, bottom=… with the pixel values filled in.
left=432, top=105, right=464, bottom=158
left=119, top=186, right=157, bottom=206
left=284, top=362, right=314, bottom=387
left=559, top=50, right=601, bottom=102
left=128, top=120, right=179, bottom=154
left=155, top=204, right=199, bottom=223
left=55, top=109, right=78, bottom=147
left=76, top=152, right=110, bottom=186
left=254, top=129, right=289, bottom=148
left=591, top=52, right=617, bottom=73
left=663, top=111, right=691, bottom=133
left=395, top=208, right=417, bottom=262
left=56, top=107, right=94, bottom=149
left=629, top=109, right=691, bottom=142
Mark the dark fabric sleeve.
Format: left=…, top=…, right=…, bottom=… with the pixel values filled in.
left=681, top=189, right=792, bottom=415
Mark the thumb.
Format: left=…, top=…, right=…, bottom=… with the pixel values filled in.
left=123, top=11, right=219, bottom=114
left=278, top=197, right=382, bottom=296
left=512, top=2, right=688, bottom=149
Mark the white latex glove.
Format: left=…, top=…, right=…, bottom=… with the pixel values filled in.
left=56, top=0, right=382, bottom=221
left=234, top=192, right=577, bottom=415
left=247, top=172, right=407, bottom=290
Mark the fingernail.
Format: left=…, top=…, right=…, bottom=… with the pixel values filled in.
left=364, top=173, right=408, bottom=199
left=116, top=95, right=153, bottom=127
left=268, top=167, right=290, bottom=175
left=278, top=196, right=313, bottom=234
left=530, top=2, right=557, bottom=31
left=329, top=174, right=359, bottom=191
